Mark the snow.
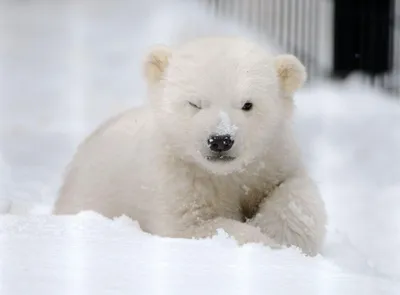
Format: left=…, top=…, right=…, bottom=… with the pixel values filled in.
left=1, top=0, right=400, bottom=294
left=215, top=111, right=238, bottom=136
left=1, top=212, right=399, bottom=295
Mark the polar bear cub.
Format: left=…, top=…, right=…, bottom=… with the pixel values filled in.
left=53, top=36, right=327, bottom=256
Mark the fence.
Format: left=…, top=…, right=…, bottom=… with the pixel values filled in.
left=204, top=0, right=400, bottom=96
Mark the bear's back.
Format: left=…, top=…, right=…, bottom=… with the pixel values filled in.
left=53, top=105, right=163, bottom=219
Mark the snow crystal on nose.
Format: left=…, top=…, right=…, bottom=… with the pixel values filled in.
left=215, top=111, right=238, bottom=136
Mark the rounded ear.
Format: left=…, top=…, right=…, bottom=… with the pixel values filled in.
left=143, top=45, right=172, bottom=85
left=274, top=54, right=307, bottom=97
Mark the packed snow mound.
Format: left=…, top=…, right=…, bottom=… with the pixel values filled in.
left=1, top=212, right=400, bottom=295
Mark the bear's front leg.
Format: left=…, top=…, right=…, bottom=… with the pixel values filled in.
left=182, top=216, right=281, bottom=248
left=247, top=174, right=327, bottom=256
left=151, top=161, right=282, bottom=249
left=155, top=186, right=280, bottom=249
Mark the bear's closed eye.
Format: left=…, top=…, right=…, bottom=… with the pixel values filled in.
left=188, top=101, right=201, bottom=109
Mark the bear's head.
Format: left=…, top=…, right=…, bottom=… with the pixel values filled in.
left=144, top=37, right=306, bottom=174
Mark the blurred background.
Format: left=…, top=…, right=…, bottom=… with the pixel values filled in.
left=0, top=0, right=400, bottom=280
left=207, top=0, right=399, bottom=93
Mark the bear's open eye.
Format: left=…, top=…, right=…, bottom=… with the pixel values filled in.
left=188, top=101, right=201, bottom=110
left=242, top=102, right=253, bottom=111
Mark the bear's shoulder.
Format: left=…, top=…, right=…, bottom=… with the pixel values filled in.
left=81, top=105, right=153, bottom=148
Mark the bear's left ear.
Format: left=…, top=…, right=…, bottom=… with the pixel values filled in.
left=274, top=54, right=307, bottom=97
left=143, top=45, right=172, bottom=85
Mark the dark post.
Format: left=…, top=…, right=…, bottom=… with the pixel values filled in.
left=333, top=0, right=394, bottom=78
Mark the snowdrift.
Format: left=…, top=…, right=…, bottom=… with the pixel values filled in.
left=1, top=212, right=400, bottom=295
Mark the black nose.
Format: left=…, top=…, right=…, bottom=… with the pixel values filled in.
left=207, top=135, right=234, bottom=152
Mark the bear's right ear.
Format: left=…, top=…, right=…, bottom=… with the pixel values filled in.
left=143, top=45, right=172, bottom=85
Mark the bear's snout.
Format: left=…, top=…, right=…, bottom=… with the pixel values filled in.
left=207, top=134, right=234, bottom=152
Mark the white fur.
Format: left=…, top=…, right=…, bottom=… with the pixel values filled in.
left=53, top=37, right=327, bottom=256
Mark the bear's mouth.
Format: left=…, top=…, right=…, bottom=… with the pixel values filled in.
left=206, top=154, right=236, bottom=162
